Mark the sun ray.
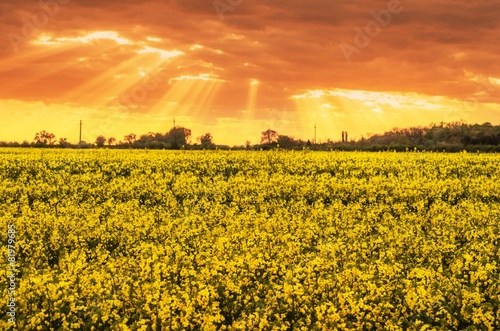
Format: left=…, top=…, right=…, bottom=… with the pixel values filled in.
left=3, top=44, right=127, bottom=92
left=246, top=79, right=259, bottom=117
left=291, top=88, right=460, bottom=141
left=0, top=39, right=83, bottom=73
left=150, top=75, right=224, bottom=119
left=61, top=53, right=173, bottom=105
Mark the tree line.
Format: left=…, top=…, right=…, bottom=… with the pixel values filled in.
left=254, top=122, right=500, bottom=152
left=0, top=127, right=215, bottom=150
left=1, top=121, right=500, bottom=152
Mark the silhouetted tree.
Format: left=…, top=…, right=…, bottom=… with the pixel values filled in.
left=107, top=137, right=116, bottom=146
left=154, top=133, right=166, bottom=143
left=138, top=132, right=156, bottom=143
left=261, top=129, right=279, bottom=144
left=166, top=127, right=191, bottom=149
left=34, top=130, right=56, bottom=145
left=95, top=135, right=106, bottom=147
left=124, top=133, right=137, bottom=144
left=198, top=133, right=214, bottom=148
left=277, top=135, right=297, bottom=149
left=58, top=137, right=70, bottom=148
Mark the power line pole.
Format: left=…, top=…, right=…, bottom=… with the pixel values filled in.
left=314, top=124, right=316, bottom=145
left=173, top=118, right=176, bottom=129
left=79, top=120, right=82, bottom=144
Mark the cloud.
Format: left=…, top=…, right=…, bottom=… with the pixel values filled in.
left=136, top=46, right=184, bottom=59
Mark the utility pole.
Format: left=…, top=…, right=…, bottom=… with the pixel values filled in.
left=173, top=118, right=176, bottom=129
left=314, top=124, right=317, bottom=145
left=79, top=120, right=82, bottom=144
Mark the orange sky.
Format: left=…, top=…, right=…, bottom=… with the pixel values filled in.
left=1, top=0, right=500, bottom=145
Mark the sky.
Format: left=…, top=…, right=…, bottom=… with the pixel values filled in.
left=1, top=0, right=500, bottom=145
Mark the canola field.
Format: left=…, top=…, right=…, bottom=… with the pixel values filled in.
left=1, top=149, right=499, bottom=330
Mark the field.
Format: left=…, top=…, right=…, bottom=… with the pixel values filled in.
left=1, top=149, right=499, bottom=330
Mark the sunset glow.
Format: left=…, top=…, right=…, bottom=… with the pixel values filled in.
left=1, top=0, right=500, bottom=145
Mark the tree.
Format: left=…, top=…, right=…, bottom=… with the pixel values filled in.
left=124, top=133, right=137, bottom=144
left=166, top=127, right=191, bottom=149
left=260, top=129, right=278, bottom=145
left=58, top=137, right=70, bottom=148
left=245, top=140, right=252, bottom=149
left=198, top=133, right=214, bottom=148
left=107, top=137, right=116, bottom=146
left=154, top=132, right=166, bottom=143
left=34, top=130, right=56, bottom=145
left=277, top=135, right=297, bottom=149
left=95, top=135, right=106, bottom=147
